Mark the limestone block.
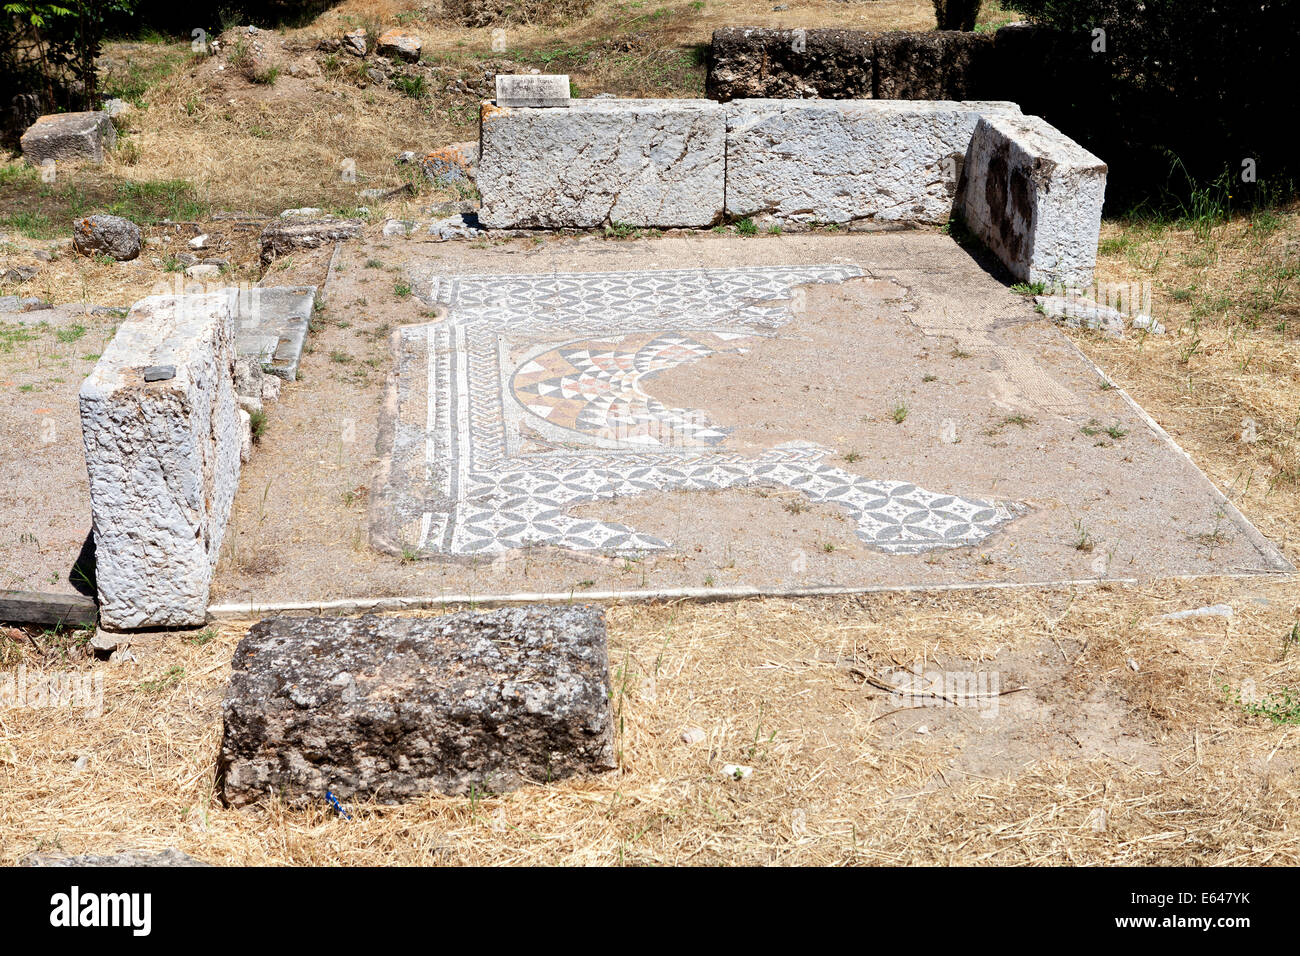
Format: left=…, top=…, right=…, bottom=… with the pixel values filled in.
left=872, top=30, right=995, bottom=100
left=233, top=285, right=315, bottom=381
left=79, top=291, right=242, bottom=629
left=959, top=112, right=1106, bottom=288
left=20, top=111, right=116, bottom=165
left=477, top=99, right=726, bottom=228
left=724, top=99, right=1022, bottom=225
left=219, top=606, right=617, bottom=806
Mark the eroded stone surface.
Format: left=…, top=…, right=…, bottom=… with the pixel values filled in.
left=725, top=99, right=1022, bottom=225
left=873, top=30, right=994, bottom=99
left=477, top=99, right=725, bottom=228
left=20, top=111, right=116, bottom=165
left=219, top=606, right=617, bottom=806
left=79, top=291, right=242, bottom=629
left=707, top=27, right=874, bottom=100
left=259, top=218, right=362, bottom=264
left=959, top=112, right=1106, bottom=288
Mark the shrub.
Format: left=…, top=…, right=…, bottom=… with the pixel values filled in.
left=1013, top=0, right=1299, bottom=207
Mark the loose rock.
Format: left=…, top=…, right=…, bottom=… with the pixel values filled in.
left=376, top=30, right=422, bottom=62
left=72, top=214, right=142, bottom=261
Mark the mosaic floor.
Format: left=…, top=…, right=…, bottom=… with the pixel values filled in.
left=381, top=266, right=1022, bottom=559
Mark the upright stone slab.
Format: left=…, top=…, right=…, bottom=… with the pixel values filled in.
left=495, top=73, right=570, bottom=107
left=79, top=291, right=242, bottom=629
left=958, top=112, right=1106, bottom=288
left=20, top=111, right=116, bottom=165
left=219, top=606, right=617, bottom=806
left=724, top=99, right=1022, bottom=225
left=477, top=99, right=726, bottom=229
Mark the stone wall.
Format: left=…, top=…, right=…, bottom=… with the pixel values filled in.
left=707, top=27, right=875, bottom=100
left=707, top=27, right=1003, bottom=102
left=725, top=99, right=1021, bottom=225
left=477, top=98, right=727, bottom=229
left=79, top=291, right=243, bottom=629
left=476, top=94, right=1105, bottom=286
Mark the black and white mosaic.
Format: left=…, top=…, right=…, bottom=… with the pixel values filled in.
left=388, top=265, right=1019, bottom=557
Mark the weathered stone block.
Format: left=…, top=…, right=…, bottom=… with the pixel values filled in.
left=72, top=214, right=142, bottom=261
left=495, top=74, right=570, bottom=108
left=959, top=113, right=1107, bottom=288
left=872, top=31, right=995, bottom=100
left=219, top=606, right=617, bottom=806
left=707, top=27, right=874, bottom=101
left=259, top=218, right=362, bottom=264
left=724, top=99, right=1022, bottom=225
left=376, top=29, right=421, bottom=62
left=477, top=99, right=726, bottom=228
left=20, top=111, right=116, bottom=165
left=420, top=140, right=478, bottom=185
left=79, top=291, right=242, bottom=629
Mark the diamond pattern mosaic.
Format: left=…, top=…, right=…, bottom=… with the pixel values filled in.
left=394, top=265, right=1020, bottom=557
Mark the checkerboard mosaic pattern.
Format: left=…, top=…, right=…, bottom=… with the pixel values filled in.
left=391, top=265, right=1019, bottom=557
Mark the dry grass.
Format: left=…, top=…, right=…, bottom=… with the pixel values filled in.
left=2, top=577, right=1298, bottom=866
left=1079, top=204, right=1300, bottom=554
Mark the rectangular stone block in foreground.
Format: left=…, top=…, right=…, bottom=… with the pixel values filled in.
left=20, top=110, right=116, bottom=164
left=79, top=291, right=242, bottom=629
left=958, top=112, right=1107, bottom=288
left=477, top=99, right=726, bottom=229
left=219, top=606, right=617, bottom=807
left=724, top=99, right=1022, bottom=225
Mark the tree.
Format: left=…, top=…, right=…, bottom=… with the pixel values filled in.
left=933, top=0, right=981, bottom=31
left=3, top=1, right=138, bottom=110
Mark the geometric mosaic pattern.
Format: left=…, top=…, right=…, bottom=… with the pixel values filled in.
left=511, top=331, right=747, bottom=447
left=390, top=265, right=1020, bottom=557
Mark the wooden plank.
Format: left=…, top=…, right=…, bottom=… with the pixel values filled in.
left=0, top=590, right=98, bottom=628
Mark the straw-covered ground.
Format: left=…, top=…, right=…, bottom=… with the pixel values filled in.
left=1, top=0, right=1298, bottom=865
